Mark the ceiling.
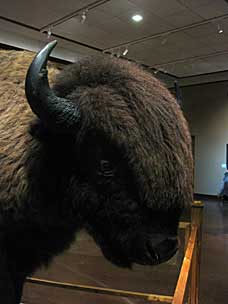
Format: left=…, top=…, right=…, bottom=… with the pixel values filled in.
left=1, top=0, right=228, bottom=79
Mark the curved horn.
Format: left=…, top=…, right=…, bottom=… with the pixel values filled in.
left=25, top=40, right=80, bottom=131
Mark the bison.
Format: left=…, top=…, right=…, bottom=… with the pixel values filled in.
left=0, top=41, right=193, bottom=303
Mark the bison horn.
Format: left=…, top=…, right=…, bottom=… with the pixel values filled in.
left=25, top=40, right=80, bottom=131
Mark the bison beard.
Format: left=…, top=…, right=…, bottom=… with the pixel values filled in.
left=0, top=41, right=193, bottom=303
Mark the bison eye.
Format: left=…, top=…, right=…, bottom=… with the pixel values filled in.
left=98, top=160, right=115, bottom=177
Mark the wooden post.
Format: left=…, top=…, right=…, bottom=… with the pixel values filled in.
left=184, top=223, right=191, bottom=252
left=189, top=201, right=204, bottom=304
left=172, top=226, right=197, bottom=304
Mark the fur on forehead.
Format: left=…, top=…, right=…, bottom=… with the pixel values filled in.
left=53, top=55, right=193, bottom=210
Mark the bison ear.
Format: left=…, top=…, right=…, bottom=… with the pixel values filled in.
left=25, top=40, right=80, bottom=132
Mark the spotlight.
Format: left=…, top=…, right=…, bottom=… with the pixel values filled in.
left=80, top=10, right=88, bottom=24
left=132, top=14, right=143, bottom=22
left=122, top=47, right=129, bottom=56
left=217, top=24, right=224, bottom=34
left=47, top=28, right=52, bottom=40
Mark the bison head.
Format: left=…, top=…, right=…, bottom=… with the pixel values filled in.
left=25, top=41, right=193, bottom=268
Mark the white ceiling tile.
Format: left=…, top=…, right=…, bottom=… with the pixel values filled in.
left=166, top=60, right=209, bottom=77
left=165, top=53, right=228, bottom=77
left=184, top=23, right=218, bottom=38
left=180, top=0, right=218, bottom=9
left=0, top=18, right=98, bottom=61
left=0, top=0, right=93, bottom=28
left=98, top=0, right=138, bottom=17
left=54, top=7, right=173, bottom=50
left=159, top=31, right=199, bottom=50
left=204, top=54, right=228, bottom=68
left=54, top=17, right=124, bottom=49
left=194, top=1, right=228, bottom=19
left=164, top=9, right=204, bottom=27
left=128, top=0, right=185, bottom=17
left=193, top=34, right=228, bottom=52
left=117, top=10, right=173, bottom=35
left=1, top=0, right=228, bottom=78
left=85, top=8, right=114, bottom=25
left=127, top=39, right=181, bottom=66
left=184, top=22, right=228, bottom=51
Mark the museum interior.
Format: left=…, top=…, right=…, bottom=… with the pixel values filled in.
left=0, top=0, right=228, bottom=304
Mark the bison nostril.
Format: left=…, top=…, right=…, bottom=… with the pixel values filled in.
left=153, top=251, right=160, bottom=262
left=146, top=242, right=160, bottom=262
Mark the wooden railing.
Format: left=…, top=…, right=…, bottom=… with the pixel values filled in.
left=26, top=201, right=204, bottom=304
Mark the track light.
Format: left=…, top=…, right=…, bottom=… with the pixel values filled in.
left=80, top=10, right=88, bottom=24
left=217, top=24, right=224, bottom=34
left=47, top=28, right=52, bottom=40
left=122, top=47, right=129, bottom=56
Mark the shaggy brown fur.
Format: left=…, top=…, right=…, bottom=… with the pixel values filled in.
left=0, top=48, right=193, bottom=304
left=0, top=50, right=62, bottom=215
left=53, top=56, right=193, bottom=209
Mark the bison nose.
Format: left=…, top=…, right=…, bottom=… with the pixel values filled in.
left=153, top=236, right=179, bottom=264
left=147, top=236, right=179, bottom=264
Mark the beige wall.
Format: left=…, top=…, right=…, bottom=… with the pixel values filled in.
left=181, top=81, right=228, bottom=195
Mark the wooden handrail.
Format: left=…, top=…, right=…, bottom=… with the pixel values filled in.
left=26, top=277, right=173, bottom=303
left=172, top=226, right=197, bottom=304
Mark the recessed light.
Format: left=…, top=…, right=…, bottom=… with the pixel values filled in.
left=132, top=14, right=143, bottom=22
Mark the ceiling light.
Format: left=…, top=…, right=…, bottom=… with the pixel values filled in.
left=122, top=47, right=129, bottom=56
left=132, top=14, right=143, bottom=22
left=217, top=24, right=224, bottom=34
left=81, top=12, right=86, bottom=24
left=80, top=10, right=88, bottom=24
left=47, top=28, right=52, bottom=40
